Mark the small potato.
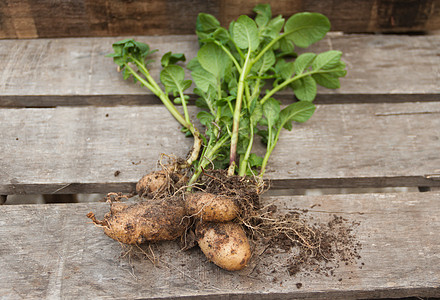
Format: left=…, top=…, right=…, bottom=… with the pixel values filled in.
left=196, top=222, right=251, bottom=271
left=136, top=171, right=168, bottom=196
left=91, top=198, right=187, bottom=244
left=185, top=192, right=239, bottom=222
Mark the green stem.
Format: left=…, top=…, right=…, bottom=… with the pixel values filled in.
left=189, top=134, right=230, bottom=186
left=260, top=72, right=313, bottom=105
left=126, top=64, right=189, bottom=129
left=261, top=68, right=341, bottom=105
left=259, top=126, right=282, bottom=177
left=228, top=48, right=252, bottom=176
left=178, top=89, right=190, bottom=124
left=238, top=124, right=254, bottom=176
left=126, top=62, right=201, bottom=167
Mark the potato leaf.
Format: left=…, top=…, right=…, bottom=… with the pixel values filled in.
left=275, top=60, right=294, bottom=80
left=262, top=15, right=285, bottom=40
left=284, top=12, right=330, bottom=48
left=189, top=58, right=218, bottom=93
left=248, top=153, right=264, bottom=168
left=252, top=50, right=276, bottom=74
left=160, top=65, right=191, bottom=95
left=198, top=43, right=231, bottom=79
left=312, top=50, right=342, bottom=70
left=196, top=13, right=220, bottom=34
left=294, top=53, right=316, bottom=74
left=312, top=73, right=342, bottom=89
left=232, top=15, right=260, bottom=51
left=291, top=76, right=317, bottom=101
left=197, top=111, right=215, bottom=127
left=263, top=98, right=281, bottom=127
left=254, top=4, right=272, bottom=28
left=161, top=52, right=186, bottom=67
left=277, top=101, right=316, bottom=131
left=250, top=101, right=263, bottom=127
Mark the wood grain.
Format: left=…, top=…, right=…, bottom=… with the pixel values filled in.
left=1, top=192, right=439, bottom=298
left=1, top=102, right=439, bottom=195
left=0, top=34, right=439, bottom=107
left=1, top=0, right=439, bottom=39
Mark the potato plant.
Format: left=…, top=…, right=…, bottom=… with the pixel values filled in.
left=90, top=4, right=346, bottom=272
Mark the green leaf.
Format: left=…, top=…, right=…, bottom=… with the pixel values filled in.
left=277, top=36, right=295, bottom=54
left=262, top=15, right=285, bottom=39
left=196, top=13, right=220, bottom=33
left=232, top=15, right=260, bottom=51
left=197, top=42, right=230, bottom=78
left=212, top=27, right=230, bottom=44
left=277, top=101, right=316, bottom=131
left=253, top=50, right=276, bottom=74
left=263, top=98, right=281, bottom=127
left=192, top=68, right=217, bottom=93
left=197, top=111, right=215, bottom=127
left=284, top=12, right=330, bottom=48
left=275, top=60, right=294, bottom=80
left=161, top=52, right=186, bottom=67
left=291, top=76, right=317, bottom=101
left=250, top=101, right=263, bottom=127
left=312, top=50, right=342, bottom=70
left=189, top=58, right=218, bottom=93
left=238, top=117, right=251, bottom=138
left=294, top=53, right=316, bottom=74
left=254, top=4, right=272, bottom=28
left=160, top=65, right=191, bottom=95
left=248, top=153, right=263, bottom=168
left=312, top=73, right=341, bottom=89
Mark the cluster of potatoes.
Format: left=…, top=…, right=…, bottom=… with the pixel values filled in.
left=89, top=171, right=251, bottom=271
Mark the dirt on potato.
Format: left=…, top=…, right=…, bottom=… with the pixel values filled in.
left=192, top=170, right=362, bottom=277
left=89, top=166, right=361, bottom=278
left=88, top=196, right=188, bottom=244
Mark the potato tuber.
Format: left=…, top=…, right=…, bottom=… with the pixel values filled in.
left=185, top=192, right=239, bottom=222
left=196, top=222, right=251, bottom=271
left=88, top=198, right=187, bottom=244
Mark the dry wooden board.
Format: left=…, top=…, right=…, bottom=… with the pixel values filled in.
left=1, top=0, right=439, bottom=39
left=0, top=34, right=439, bottom=107
left=1, top=102, right=440, bottom=195
left=0, top=192, right=439, bottom=299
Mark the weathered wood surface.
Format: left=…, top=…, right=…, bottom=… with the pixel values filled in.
left=1, top=102, right=439, bottom=195
left=1, top=192, right=439, bottom=299
left=1, top=34, right=439, bottom=107
left=1, top=0, right=439, bottom=39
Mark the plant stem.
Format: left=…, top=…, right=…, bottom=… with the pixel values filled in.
left=238, top=123, right=253, bottom=176
left=228, top=48, right=252, bottom=176
left=126, top=62, right=202, bottom=167
left=126, top=64, right=189, bottom=129
left=259, top=126, right=282, bottom=177
left=189, top=134, right=230, bottom=185
left=260, top=72, right=312, bottom=105
left=178, top=89, right=190, bottom=124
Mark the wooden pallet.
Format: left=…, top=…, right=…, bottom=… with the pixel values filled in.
left=1, top=6, right=440, bottom=298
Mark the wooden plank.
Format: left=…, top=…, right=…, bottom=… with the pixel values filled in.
left=0, top=192, right=439, bottom=298
left=1, top=0, right=439, bottom=39
left=1, top=102, right=439, bottom=195
left=0, top=34, right=439, bottom=108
